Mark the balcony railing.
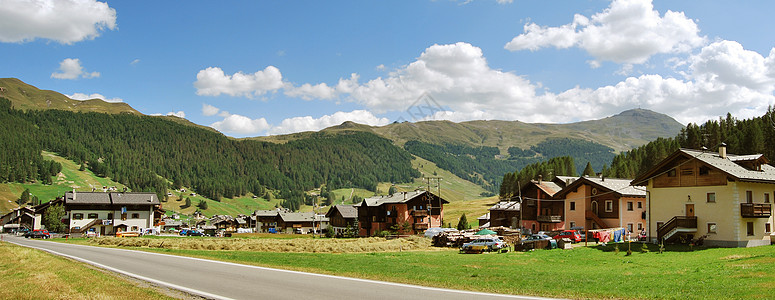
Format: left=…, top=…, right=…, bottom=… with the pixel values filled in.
left=413, top=223, right=429, bottom=231
left=741, top=203, right=772, bottom=218
left=411, top=210, right=428, bottom=217
left=657, top=216, right=697, bottom=241
left=536, top=215, right=562, bottom=223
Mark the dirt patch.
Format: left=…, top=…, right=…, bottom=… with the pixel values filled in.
left=720, top=254, right=751, bottom=260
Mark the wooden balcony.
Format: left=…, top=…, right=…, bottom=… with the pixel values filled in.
left=536, top=215, right=562, bottom=223
left=741, top=203, right=772, bottom=218
left=657, top=216, right=697, bottom=242
left=413, top=223, right=429, bottom=231
left=411, top=210, right=428, bottom=217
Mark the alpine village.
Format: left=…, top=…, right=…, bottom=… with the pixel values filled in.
left=3, top=1, right=775, bottom=299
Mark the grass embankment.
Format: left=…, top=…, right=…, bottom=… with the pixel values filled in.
left=74, top=238, right=775, bottom=300
left=86, top=236, right=429, bottom=253
left=0, top=242, right=176, bottom=300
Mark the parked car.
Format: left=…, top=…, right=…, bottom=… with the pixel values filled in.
left=187, top=230, right=204, bottom=236
left=553, top=230, right=583, bottom=243
left=570, top=226, right=586, bottom=241
left=524, top=234, right=552, bottom=241
left=460, top=237, right=507, bottom=252
left=179, top=229, right=190, bottom=236
left=24, top=229, right=50, bottom=239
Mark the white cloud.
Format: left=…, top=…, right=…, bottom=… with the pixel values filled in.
left=150, top=111, right=187, bottom=118
left=51, top=58, right=99, bottom=79
left=504, top=0, right=706, bottom=65
left=284, top=82, right=337, bottom=100
left=130, top=59, right=140, bottom=65
left=202, top=103, right=220, bottom=116
left=194, top=66, right=284, bottom=98
left=210, top=113, right=271, bottom=135
left=0, top=0, right=116, bottom=44
left=67, top=92, right=121, bottom=103
left=268, top=110, right=390, bottom=135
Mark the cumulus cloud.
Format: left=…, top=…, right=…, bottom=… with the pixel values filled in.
left=268, top=110, right=390, bottom=135
left=0, top=0, right=116, bottom=44
left=67, top=92, right=121, bottom=103
left=194, top=66, right=284, bottom=98
left=51, top=58, right=99, bottom=79
left=210, top=113, right=271, bottom=135
left=504, top=0, right=706, bottom=65
left=202, top=103, right=220, bottom=116
left=150, top=111, right=186, bottom=118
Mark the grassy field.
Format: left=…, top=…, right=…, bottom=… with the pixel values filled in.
left=67, top=238, right=775, bottom=300
left=0, top=241, right=177, bottom=300
left=442, top=196, right=498, bottom=228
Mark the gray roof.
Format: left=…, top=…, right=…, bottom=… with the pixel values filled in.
left=489, top=201, right=521, bottom=211
left=361, top=190, right=429, bottom=207
left=279, top=212, right=315, bottom=223
left=682, top=149, right=775, bottom=183
left=555, top=176, right=579, bottom=186
left=65, top=191, right=159, bottom=205
left=254, top=210, right=280, bottom=217
left=532, top=180, right=564, bottom=196
left=583, top=177, right=646, bottom=197
left=326, top=205, right=358, bottom=219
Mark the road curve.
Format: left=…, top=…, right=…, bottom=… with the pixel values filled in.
left=6, top=235, right=554, bottom=300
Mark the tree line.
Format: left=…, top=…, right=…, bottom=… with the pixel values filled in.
left=0, top=98, right=419, bottom=209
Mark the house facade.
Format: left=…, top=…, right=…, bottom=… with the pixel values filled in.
left=358, top=191, right=448, bottom=236
left=519, top=176, right=574, bottom=232
left=325, top=205, right=358, bottom=236
left=64, top=191, right=163, bottom=236
left=555, top=176, right=646, bottom=234
left=633, top=146, right=774, bottom=247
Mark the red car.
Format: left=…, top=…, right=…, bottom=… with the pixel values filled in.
left=553, top=230, right=582, bottom=243
left=23, top=229, right=51, bottom=239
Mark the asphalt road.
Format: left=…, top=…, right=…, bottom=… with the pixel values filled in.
left=6, top=235, right=554, bottom=300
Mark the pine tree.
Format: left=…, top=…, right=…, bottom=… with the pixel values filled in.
left=582, top=162, right=595, bottom=176
left=457, top=213, right=469, bottom=230
left=42, top=203, right=66, bottom=232
left=17, top=189, right=30, bottom=206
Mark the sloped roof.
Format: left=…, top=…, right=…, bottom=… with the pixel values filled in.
left=279, top=212, right=315, bottom=223
left=633, top=148, right=775, bottom=185
left=532, top=180, right=564, bottom=196
left=489, top=201, right=520, bottom=211
left=360, top=190, right=449, bottom=207
left=254, top=210, right=280, bottom=217
left=326, top=205, right=358, bottom=219
left=64, top=191, right=159, bottom=205
left=555, top=176, right=645, bottom=198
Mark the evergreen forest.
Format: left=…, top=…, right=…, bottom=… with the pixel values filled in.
left=0, top=98, right=419, bottom=209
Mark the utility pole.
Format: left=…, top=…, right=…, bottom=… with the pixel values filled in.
left=423, top=176, right=442, bottom=228
left=518, top=180, right=523, bottom=235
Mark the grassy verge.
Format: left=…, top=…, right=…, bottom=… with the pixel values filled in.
left=61, top=238, right=775, bottom=299
left=0, top=241, right=177, bottom=300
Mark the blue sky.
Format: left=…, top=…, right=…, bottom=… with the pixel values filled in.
left=1, top=0, right=774, bottom=137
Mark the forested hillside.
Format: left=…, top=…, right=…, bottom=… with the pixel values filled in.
left=0, top=98, right=419, bottom=209
left=404, top=137, right=615, bottom=193
left=603, top=109, right=775, bottom=179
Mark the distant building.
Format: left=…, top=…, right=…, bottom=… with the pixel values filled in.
left=325, top=205, right=358, bottom=236
left=357, top=190, right=448, bottom=236
left=63, top=191, right=163, bottom=236
left=554, top=176, right=646, bottom=234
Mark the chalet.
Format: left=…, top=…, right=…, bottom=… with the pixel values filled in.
left=64, top=191, right=163, bottom=236
left=325, top=205, right=358, bottom=236
left=357, top=190, right=448, bottom=237
left=0, top=206, right=35, bottom=233
left=210, top=215, right=239, bottom=232
left=277, top=212, right=327, bottom=234
left=488, top=201, right=520, bottom=228
left=518, top=176, right=575, bottom=232
left=554, top=176, right=646, bottom=234
left=632, top=145, right=774, bottom=247
left=254, top=209, right=282, bottom=233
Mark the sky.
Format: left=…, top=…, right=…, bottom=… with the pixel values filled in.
left=1, top=0, right=774, bottom=138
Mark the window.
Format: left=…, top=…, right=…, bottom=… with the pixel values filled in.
left=699, top=166, right=710, bottom=175
left=121, top=213, right=127, bottom=221
left=605, top=200, right=613, bottom=212
left=87, top=213, right=98, bottom=219
left=637, top=223, right=643, bottom=230
left=107, top=213, right=113, bottom=219
left=73, top=213, right=83, bottom=220
left=131, top=226, right=138, bottom=231
left=637, top=201, right=642, bottom=209
left=627, top=202, right=633, bottom=211
left=627, top=223, right=633, bottom=232
left=747, top=222, right=754, bottom=236
left=765, top=193, right=770, bottom=203
left=667, top=169, right=676, bottom=177
left=569, top=201, right=576, bottom=211
left=570, top=221, right=576, bottom=228
left=681, top=168, right=693, bottom=176
left=766, top=223, right=771, bottom=234
left=746, top=191, right=753, bottom=203
left=707, top=192, right=716, bottom=203
left=707, top=223, right=717, bottom=234
left=131, top=213, right=140, bottom=219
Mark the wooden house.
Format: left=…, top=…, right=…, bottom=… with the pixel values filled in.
left=357, top=191, right=448, bottom=237
left=554, top=176, right=646, bottom=235
left=325, top=205, right=358, bottom=236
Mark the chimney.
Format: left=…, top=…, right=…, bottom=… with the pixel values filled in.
left=719, top=142, right=727, bottom=159
left=538, top=175, right=542, bottom=185
left=403, top=192, right=407, bottom=201
left=72, top=189, right=76, bottom=201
